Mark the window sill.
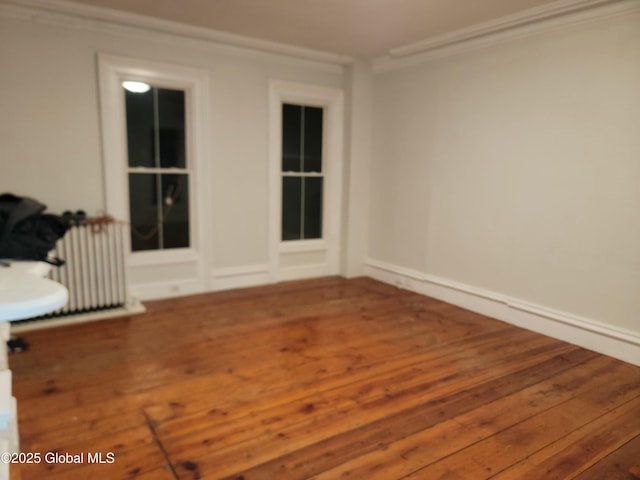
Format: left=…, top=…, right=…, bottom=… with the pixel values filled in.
left=128, top=248, right=199, bottom=267
left=279, top=239, right=327, bottom=254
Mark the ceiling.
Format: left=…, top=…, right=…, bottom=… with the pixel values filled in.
left=66, top=0, right=569, bottom=58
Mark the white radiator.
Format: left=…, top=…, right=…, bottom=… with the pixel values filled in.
left=48, top=220, right=128, bottom=316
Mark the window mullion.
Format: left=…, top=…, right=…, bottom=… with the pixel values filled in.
left=153, top=88, right=160, bottom=169
left=128, top=166, right=190, bottom=174
left=299, top=107, right=305, bottom=240
left=281, top=172, right=323, bottom=177
left=153, top=88, right=165, bottom=249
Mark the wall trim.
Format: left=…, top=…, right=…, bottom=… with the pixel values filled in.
left=374, top=0, right=640, bottom=72
left=364, top=258, right=640, bottom=367
left=0, top=0, right=352, bottom=67
left=130, top=278, right=204, bottom=301
left=210, top=265, right=270, bottom=292
left=277, top=264, right=334, bottom=283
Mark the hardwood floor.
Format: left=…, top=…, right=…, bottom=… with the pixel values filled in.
left=7, top=277, right=640, bottom=480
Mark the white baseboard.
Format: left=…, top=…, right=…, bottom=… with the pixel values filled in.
left=210, top=264, right=271, bottom=292
left=364, top=258, right=640, bottom=367
left=130, top=278, right=204, bottom=301
left=276, top=264, right=335, bottom=282
left=133, top=262, right=340, bottom=296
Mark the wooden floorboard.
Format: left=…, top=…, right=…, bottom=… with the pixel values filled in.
left=7, top=277, right=640, bottom=479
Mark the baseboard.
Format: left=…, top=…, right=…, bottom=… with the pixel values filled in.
left=364, top=258, right=640, bottom=367
left=130, top=278, right=205, bottom=301
left=276, top=264, right=336, bottom=282
left=132, top=263, right=340, bottom=296
left=210, top=264, right=271, bottom=292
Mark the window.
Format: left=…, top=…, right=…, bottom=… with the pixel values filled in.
left=99, top=54, right=209, bottom=283
left=269, top=80, right=344, bottom=281
left=281, top=103, right=324, bottom=241
left=124, top=85, right=190, bottom=252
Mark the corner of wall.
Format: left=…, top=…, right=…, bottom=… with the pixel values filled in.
left=342, top=60, right=374, bottom=278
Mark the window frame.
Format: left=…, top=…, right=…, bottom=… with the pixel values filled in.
left=98, top=54, right=209, bottom=267
left=268, top=80, right=344, bottom=280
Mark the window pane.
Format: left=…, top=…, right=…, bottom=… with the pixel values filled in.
left=125, top=89, right=155, bottom=168
left=125, top=85, right=191, bottom=253
left=158, top=88, right=186, bottom=169
left=303, top=177, right=323, bottom=239
left=128, top=173, right=160, bottom=251
left=282, top=104, right=301, bottom=172
left=282, top=177, right=301, bottom=240
left=303, top=106, right=323, bottom=173
left=162, top=174, right=190, bottom=249
left=128, top=173, right=190, bottom=250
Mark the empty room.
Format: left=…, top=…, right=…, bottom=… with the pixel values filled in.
left=0, top=0, right=639, bottom=479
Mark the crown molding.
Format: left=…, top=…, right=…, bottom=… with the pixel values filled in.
left=374, top=0, right=640, bottom=72
left=390, top=0, right=615, bottom=58
left=2, top=0, right=637, bottom=72
left=0, top=0, right=353, bottom=66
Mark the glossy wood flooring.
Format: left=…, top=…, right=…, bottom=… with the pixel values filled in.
left=8, top=277, right=640, bottom=479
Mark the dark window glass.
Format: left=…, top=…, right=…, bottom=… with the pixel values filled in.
left=125, top=87, right=186, bottom=169
left=281, top=102, right=325, bottom=242
left=303, top=177, right=323, bottom=239
left=125, top=90, right=154, bottom=168
left=282, top=104, right=301, bottom=172
left=128, top=173, right=190, bottom=251
left=125, top=84, right=190, bottom=252
left=282, top=177, right=301, bottom=240
left=161, top=174, right=189, bottom=249
left=128, top=173, right=160, bottom=251
left=303, top=106, right=323, bottom=173
left=158, top=89, right=186, bottom=168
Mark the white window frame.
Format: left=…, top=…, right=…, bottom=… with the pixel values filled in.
left=268, top=81, right=344, bottom=280
left=97, top=54, right=210, bottom=267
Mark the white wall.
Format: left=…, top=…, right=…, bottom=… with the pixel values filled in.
left=369, top=10, right=640, bottom=340
left=0, top=19, right=105, bottom=212
left=0, top=6, right=345, bottom=296
left=342, top=60, right=373, bottom=277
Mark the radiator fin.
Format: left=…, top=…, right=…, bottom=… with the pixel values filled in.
left=47, top=221, right=128, bottom=316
